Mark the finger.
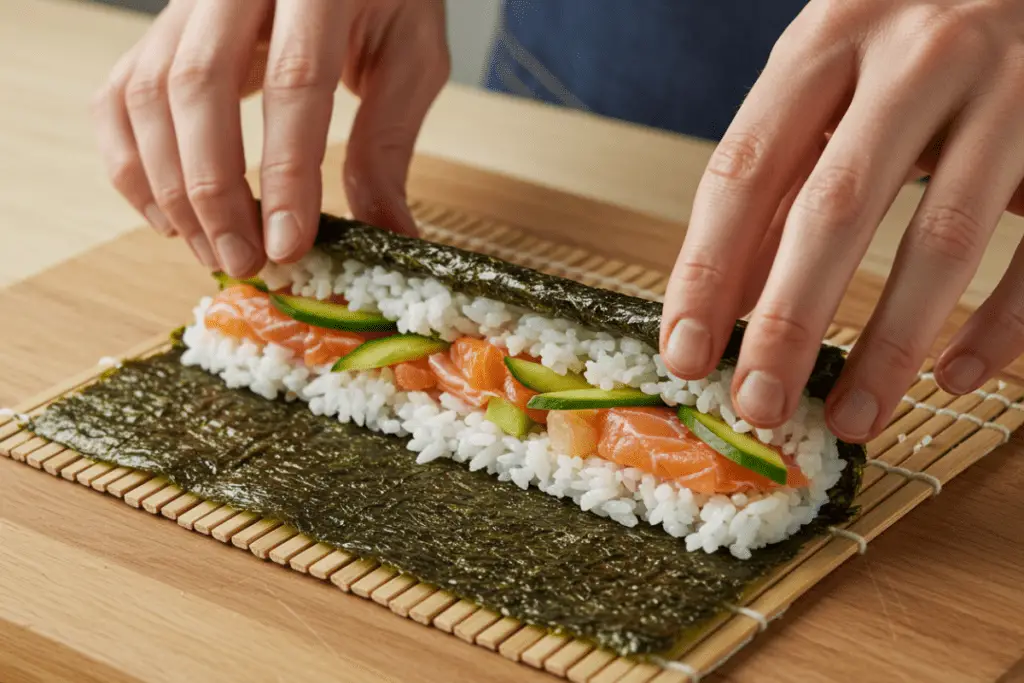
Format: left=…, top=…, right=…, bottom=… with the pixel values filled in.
left=925, top=118, right=1024, bottom=396
left=659, top=32, right=855, bottom=380
left=124, top=0, right=218, bottom=267
left=1009, top=179, right=1024, bottom=217
left=733, top=39, right=978, bottom=434
left=168, top=0, right=271, bottom=277
left=92, top=42, right=170, bottom=235
left=738, top=140, right=826, bottom=318
left=342, top=1, right=450, bottom=236
left=834, top=71, right=1024, bottom=439
left=936, top=237, right=1024, bottom=395
left=260, top=0, right=348, bottom=264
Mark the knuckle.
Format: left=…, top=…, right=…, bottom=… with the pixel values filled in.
left=754, top=310, right=814, bottom=347
left=792, top=165, right=864, bottom=229
left=108, top=156, right=144, bottom=193
left=870, top=334, right=924, bottom=377
left=705, top=131, right=770, bottom=185
left=799, top=0, right=858, bottom=39
left=124, top=72, right=168, bottom=110
left=152, top=184, right=188, bottom=212
left=670, top=259, right=729, bottom=298
left=908, top=205, right=984, bottom=265
left=186, top=178, right=234, bottom=206
left=168, top=57, right=220, bottom=98
left=264, top=55, right=334, bottom=94
left=261, top=157, right=314, bottom=185
left=900, top=6, right=992, bottom=67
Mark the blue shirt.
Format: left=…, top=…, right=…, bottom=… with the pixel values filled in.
left=485, top=1, right=808, bottom=142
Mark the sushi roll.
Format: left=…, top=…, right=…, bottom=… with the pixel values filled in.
left=179, top=214, right=863, bottom=560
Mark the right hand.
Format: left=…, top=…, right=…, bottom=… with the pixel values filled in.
left=93, top=0, right=450, bottom=277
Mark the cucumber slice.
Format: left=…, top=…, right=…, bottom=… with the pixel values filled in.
left=485, top=396, right=534, bottom=438
left=212, top=271, right=268, bottom=292
left=504, top=358, right=591, bottom=393
left=332, top=334, right=450, bottom=372
left=271, top=294, right=397, bottom=333
left=678, top=406, right=788, bottom=486
left=527, top=388, right=664, bottom=410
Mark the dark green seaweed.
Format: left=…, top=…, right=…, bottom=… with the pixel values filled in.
left=30, top=349, right=859, bottom=657
left=312, top=213, right=864, bottom=506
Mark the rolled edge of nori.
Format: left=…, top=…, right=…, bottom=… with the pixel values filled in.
left=312, top=214, right=848, bottom=399
left=311, top=212, right=866, bottom=519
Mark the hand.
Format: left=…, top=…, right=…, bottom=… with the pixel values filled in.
left=93, top=0, right=449, bottom=277
left=660, top=0, right=1024, bottom=443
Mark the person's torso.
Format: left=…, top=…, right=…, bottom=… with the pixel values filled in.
left=486, top=0, right=809, bottom=141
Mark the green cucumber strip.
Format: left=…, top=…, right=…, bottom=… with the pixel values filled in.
left=504, top=357, right=591, bottom=393
left=485, top=397, right=534, bottom=438
left=332, top=334, right=450, bottom=372
left=677, top=406, right=788, bottom=485
left=212, top=271, right=268, bottom=292
left=527, top=388, right=664, bottom=410
left=271, top=293, right=397, bottom=333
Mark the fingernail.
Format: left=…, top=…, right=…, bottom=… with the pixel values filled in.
left=831, top=388, right=879, bottom=440
left=942, top=355, right=986, bottom=394
left=736, top=371, right=786, bottom=425
left=189, top=234, right=218, bottom=269
left=215, top=233, right=258, bottom=277
left=144, top=203, right=173, bottom=237
left=665, top=319, right=712, bottom=377
left=266, top=211, right=300, bottom=262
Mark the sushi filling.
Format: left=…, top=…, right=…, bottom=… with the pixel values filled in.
left=180, top=252, right=845, bottom=559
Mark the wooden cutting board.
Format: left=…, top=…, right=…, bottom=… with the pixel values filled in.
left=1, top=147, right=1023, bottom=683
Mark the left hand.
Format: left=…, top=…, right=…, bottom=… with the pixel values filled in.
left=659, top=0, right=1024, bottom=444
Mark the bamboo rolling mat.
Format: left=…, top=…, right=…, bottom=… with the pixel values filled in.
left=3, top=200, right=1023, bottom=683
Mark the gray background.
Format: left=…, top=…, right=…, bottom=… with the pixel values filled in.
left=84, top=0, right=502, bottom=87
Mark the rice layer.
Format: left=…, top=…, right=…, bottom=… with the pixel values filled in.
left=182, top=251, right=845, bottom=559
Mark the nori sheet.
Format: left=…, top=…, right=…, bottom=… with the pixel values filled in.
left=27, top=215, right=865, bottom=657
left=30, top=349, right=860, bottom=657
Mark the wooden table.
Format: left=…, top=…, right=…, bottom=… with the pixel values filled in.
left=2, top=1, right=1023, bottom=682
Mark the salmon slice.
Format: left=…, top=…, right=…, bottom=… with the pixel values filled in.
left=304, top=330, right=364, bottom=367
left=428, top=352, right=497, bottom=408
left=504, top=373, right=547, bottom=424
left=394, top=358, right=438, bottom=391
left=245, top=298, right=310, bottom=356
left=597, top=407, right=806, bottom=494
left=204, top=284, right=264, bottom=343
left=205, top=285, right=368, bottom=366
left=548, top=410, right=602, bottom=456
left=450, top=338, right=506, bottom=392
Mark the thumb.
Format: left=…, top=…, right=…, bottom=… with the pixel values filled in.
left=342, top=5, right=449, bottom=236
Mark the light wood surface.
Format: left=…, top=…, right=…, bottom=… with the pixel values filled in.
left=2, top=1, right=1024, bottom=682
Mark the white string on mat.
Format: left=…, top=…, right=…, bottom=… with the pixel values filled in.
left=97, top=356, right=123, bottom=369
left=916, top=372, right=1024, bottom=411
left=651, top=658, right=701, bottom=682
left=898, top=395, right=1014, bottom=443
left=828, top=526, right=868, bottom=555
left=421, top=221, right=666, bottom=301
left=866, top=460, right=942, bottom=496
left=0, top=408, right=30, bottom=423
left=726, top=604, right=769, bottom=633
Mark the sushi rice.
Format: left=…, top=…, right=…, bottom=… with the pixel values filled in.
left=180, top=250, right=846, bottom=560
